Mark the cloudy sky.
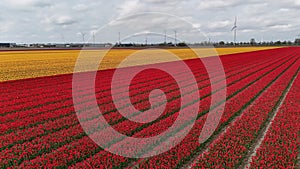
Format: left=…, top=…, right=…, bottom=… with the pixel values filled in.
left=0, top=0, right=299, bottom=44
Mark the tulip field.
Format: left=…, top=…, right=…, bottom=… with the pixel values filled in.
left=0, top=47, right=299, bottom=168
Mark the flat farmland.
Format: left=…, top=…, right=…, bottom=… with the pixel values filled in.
left=0, top=47, right=278, bottom=82
left=0, top=47, right=299, bottom=168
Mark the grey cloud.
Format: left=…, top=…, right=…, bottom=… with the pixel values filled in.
left=0, top=0, right=299, bottom=43
left=32, top=1, right=52, bottom=7
left=3, top=0, right=52, bottom=8
left=53, top=16, right=78, bottom=26
left=140, top=0, right=183, bottom=5
left=72, top=4, right=89, bottom=11
left=197, top=0, right=260, bottom=10
left=42, top=15, right=78, bottom=26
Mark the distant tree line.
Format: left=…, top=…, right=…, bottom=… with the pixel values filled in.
left=2, top=39, right=300, bottom=49
left=215, top=39, right=300, bottom=47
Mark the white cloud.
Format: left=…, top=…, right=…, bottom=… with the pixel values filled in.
left=269, top=24, right=293, bottom=30
left=206, top=21, right=231, bottom=30
left=44, top=15, right=77, bottom=26
left=72, top=4, right=89, bottom=11
left=197, top=0, right=247, bottom=10
left=140, top=0, right=183, bottom=5
left=3, top=0, right=52, bottom=7
left=117, top=0, right=140, bottom=17
left=0, top=0, right=299, bottom=43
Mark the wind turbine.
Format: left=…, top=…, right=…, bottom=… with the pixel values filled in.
left=174, top=30, right=177, bottom=46
left=118, top=32, right=121, bottom=45
left=80, top=32, right=86, bottom=43
left=164, top=30, right=167, bottom=44
left=145, top=34, right=148, bottom=45
left=92, top=32, right=95, bottom=44
left=231, top=17, right=237, bottom=45
left=296, top=33, right=300, bottom=44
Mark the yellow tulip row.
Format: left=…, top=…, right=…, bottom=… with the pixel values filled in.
left=0, top=47, right=280, bottom=82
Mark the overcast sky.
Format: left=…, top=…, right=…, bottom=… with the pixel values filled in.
left=0, top=0, right=299, bottom=43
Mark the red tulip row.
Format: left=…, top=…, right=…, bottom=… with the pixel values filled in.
left=0, top=47, right=298, bottom=168
left=0, top=48, right=277, bottom=95
left=0, top=124, right=85, bottom=167
left=0, top=47, right=283, bottom=115
left=2, top=49, right=285, bottom=128
left=121, top=50, right=300, bottom=168
left=4, top=53, right=282, bottom=168
left=191, top=57, right=299, bottom=168
left=101, top=51, right=294, bottom=138
left=0, top=66, right=197, bottom=114
left=0, top=113, right=79, bottom=149
left=0, top=47, right=289, bottom=136
left=0, top=60, right=187, bottom=97
left=0, top=47, right=283, bottom=143
left=2, top=48, right=292, bottom=166
left=0, top=58, right=227, bottom=121
left=249, top=71, right=300, bottom=168
left=2, top=50, right=273, bottom=123
left=0, top=64, right=241, bottom=166
left=70, top=49, right=298, bottom=168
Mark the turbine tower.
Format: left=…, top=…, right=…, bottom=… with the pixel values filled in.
left=295, top=33, right=300, bottom=45
left=92, top=32, right=95, bottom=44
left=80, top=32, right=86, bottom=43
left=164, top=30, right=167, bottom=44
left=145, top=34, right=148, bottom=45
left=231, top=17, right=237, bottom=45
left=118, top=32, right=121, bottom=45
left=174, top=30, right=177, bottom=46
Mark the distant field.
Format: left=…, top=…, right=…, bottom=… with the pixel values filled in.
left=0, top=47, right=280, bottom=82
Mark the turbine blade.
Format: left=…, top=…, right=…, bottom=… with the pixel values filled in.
left=234, top=16, right=237, bottom=25
left=231, top=16, right=237, bottom=31
left=231, top=26, right=237, bottom=31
